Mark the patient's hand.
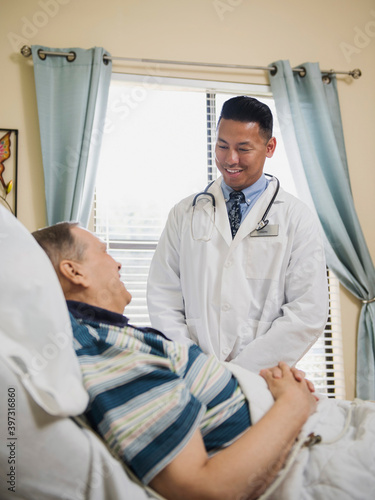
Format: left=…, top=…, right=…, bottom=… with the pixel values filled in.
left=260, top=362, right=318, bottom=416
left=264, top=363, right=316, bottom=394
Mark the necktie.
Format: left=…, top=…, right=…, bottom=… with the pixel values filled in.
left=228, top=191, right=245, bottom=238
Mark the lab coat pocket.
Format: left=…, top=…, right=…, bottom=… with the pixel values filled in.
left=245, top=234, right=285, bottom=280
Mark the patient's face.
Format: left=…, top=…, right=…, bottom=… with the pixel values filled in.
left=72, top=227, right=132, bottom=314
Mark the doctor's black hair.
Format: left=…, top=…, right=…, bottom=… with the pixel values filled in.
left=218, top=96, right=273, bottom=142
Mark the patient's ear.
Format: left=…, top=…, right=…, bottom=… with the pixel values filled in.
left=59, top=259, right=88, bottom=286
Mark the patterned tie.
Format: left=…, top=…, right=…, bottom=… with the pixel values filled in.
left=228, top=191, right=245, bottom=238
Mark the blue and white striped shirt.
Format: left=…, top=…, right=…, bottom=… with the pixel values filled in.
left=68, top=301, right=251, bottom=484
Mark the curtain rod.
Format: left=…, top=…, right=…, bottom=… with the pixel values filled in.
left=20, top=46, right=362, bottom=79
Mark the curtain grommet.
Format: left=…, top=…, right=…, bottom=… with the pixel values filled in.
left=297, top=66, right=306, bottom=78
left=322, top=75, right=332, bottom=84
left=269, top=65, right=277, bottom=77
left=37, top=49, right=76, bottom=62
left=66, top=51, right=76, bottom=63
left=38, top=49, right=47, bottom=61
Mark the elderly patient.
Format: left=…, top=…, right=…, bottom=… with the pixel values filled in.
left=32, top=222, right=373, bottom=500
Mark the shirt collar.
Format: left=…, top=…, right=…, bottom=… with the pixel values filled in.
left=67, top=300, right=171, bottom=341
left=222, top=173, right=268, bottom=205
left=67, top=300, right=130, bottom=327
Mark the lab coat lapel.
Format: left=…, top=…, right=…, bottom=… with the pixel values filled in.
left=231, top=178, right=281, bottom=250
left=205, top=178, right=232, bottom=246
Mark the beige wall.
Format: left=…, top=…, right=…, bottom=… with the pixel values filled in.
left=1, top=0, right=374, bottom=399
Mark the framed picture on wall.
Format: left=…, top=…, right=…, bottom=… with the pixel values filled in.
left=0, top=129, right=18, bottom=217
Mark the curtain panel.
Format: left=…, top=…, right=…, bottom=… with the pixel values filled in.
left=32, top=45, right=112, bottom=227
left=269, top=60, right=375, bottom=399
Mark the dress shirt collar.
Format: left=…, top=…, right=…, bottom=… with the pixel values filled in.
left=222, top=173, right=268, bottom=205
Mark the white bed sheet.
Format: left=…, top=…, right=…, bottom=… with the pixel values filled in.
left=227, top=362, right=375, bottom=500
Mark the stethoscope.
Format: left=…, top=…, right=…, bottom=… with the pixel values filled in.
left=191, top=173, right=280, bottom=241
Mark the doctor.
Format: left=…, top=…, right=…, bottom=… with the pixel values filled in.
left=147, top=96, right=329, bottom=373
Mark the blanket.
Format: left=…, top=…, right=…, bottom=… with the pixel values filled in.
left=227, top=363, right=375, bottom=500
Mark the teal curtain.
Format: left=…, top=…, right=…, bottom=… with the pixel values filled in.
left=269, top=60, right=375, bottom=399
left=32, top=45, right=112, bottom=227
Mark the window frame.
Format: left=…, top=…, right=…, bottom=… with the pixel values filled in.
left=94, top=72, right=346, bottom=399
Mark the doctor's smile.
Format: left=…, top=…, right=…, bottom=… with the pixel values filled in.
left=223, top=167, right=243, bottom=176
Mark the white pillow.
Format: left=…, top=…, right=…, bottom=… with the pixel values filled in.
left=0, top=206, right=88, bottom=416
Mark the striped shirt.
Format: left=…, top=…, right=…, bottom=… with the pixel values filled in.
left=67, top=301, right=251, bottom=484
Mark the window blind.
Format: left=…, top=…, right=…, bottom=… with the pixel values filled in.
left=94, top=73, right=346, bottom=399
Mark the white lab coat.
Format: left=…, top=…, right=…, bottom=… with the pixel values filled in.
left=147, top=177, right=329, bottom=373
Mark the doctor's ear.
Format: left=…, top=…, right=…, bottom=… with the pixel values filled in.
left=266, top=137, right=277, bottom=157
left=59, top=259, right=87, bottom=286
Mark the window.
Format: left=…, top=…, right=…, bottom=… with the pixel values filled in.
left=95, top=73, right=345, bottom=399
left=296, top=269, right=345, bottom=398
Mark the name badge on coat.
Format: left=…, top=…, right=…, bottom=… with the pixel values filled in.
left=250, top=225, right=279, bottom=237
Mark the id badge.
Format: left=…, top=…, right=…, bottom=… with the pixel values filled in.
left=250, top=224, right=279, bottom=237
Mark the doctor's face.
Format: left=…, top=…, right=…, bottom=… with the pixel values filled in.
left=215, top=118, right=276, bottom=191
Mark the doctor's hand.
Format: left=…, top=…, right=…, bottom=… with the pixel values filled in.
left=262, top=363, right=316, bottom=395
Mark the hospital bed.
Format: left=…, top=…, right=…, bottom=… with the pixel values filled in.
left=1, top=205, right=375, bottom=500
left=0, top=206, right=163, bottom=500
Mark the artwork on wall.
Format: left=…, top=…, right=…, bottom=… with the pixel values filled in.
left=0, top=129, right=18, bottom=216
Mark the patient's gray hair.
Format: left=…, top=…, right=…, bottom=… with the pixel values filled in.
left=32, top=222, right=86, bottom=273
